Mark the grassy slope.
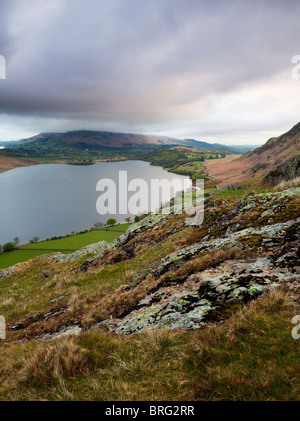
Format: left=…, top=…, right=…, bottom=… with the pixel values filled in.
left=0, top=288, right=299, bottom=401
left=205, top=123, right=300, bottom=188
left=1, top=180, right=298, bottom=329
left=0, top=150, right=40, bottom=173
left=0, top=224, right=131, bottom=269
left=0, top=250, right=48, bottom=270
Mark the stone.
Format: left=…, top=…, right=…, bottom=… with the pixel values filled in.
left=42, top=270, right=51, bottom=278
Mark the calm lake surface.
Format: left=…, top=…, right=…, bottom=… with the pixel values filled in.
left=0, top=161, right=188, bottom=245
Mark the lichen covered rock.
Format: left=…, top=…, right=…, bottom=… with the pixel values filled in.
left=100, top=257, right=298, bottom=335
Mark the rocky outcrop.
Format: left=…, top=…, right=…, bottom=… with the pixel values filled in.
left=100, top=257, right=298, bottom=335
left=99, top=215, right=299, bottom=335
left=124, top=217, right=299, bottom=291
left=96, top=188, right=300, bottom=335
left=0, top=265, right=17, bottom=279
left=265, top=155, right=300, bottom=185
left=47, top=240, right=110, bottom=264
left=48, top=212, right=170, bottom=266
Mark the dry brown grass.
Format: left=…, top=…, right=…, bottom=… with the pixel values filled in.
left=1, top=287, right=299, bottom=401
left=277, top=176, right=300, bottom=191
left=0, top=292, right=14, bottom=307
left=43, top=272, right=74, bottom=290
left=67, top=287, right=81, bottom=316
left=20, top=337, right=89, bottom=386
left=134, top=329, right=184, bottom=361
left=184, top=287, right=299, bottom=400
left=230, top=210, right=262, bottom=227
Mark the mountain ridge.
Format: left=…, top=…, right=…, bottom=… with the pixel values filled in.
left=15, top=130, right=233, bottom=152
left=205, top=122, right=300, bottom=187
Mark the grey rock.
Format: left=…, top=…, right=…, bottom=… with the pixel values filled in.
left=42, top=270, right=51, bottom=278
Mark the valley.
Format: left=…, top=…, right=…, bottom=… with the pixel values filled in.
left=0, top=129, right=239, bottom=165
left=0, top=123, right=299, bottom=401
left=1, top=0, right=300, bottom=405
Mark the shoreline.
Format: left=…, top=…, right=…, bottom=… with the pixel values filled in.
left=0, top=156, right=130, bottom=174
left=0, top=159, right=190, bottom=245
left=0, top=156, right=191, bottom=177
left=0, top=154, right=41, bottom=174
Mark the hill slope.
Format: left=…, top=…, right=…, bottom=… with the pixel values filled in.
left=18, top=131, right=183, bottom=148
left=0, top=183, right=299, bottom=400
left=205, top=122, right=300, bottom=187
left=0, top=150, right=39, bottom=173
left=15, top=130, right=230, bottom=151
left=2, top=130, right=235, bottom=166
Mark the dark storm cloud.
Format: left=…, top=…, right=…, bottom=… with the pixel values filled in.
left=0, top=0, right=300, bottom=143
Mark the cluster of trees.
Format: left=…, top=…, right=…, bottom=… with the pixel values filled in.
left=0, top=235, right=42, bottom=254
left=0, top=237, right=20, bottom=253
left=92, top=216, right=143, bottom=230
left=93, top=217, right=136, bottom=230
left=93, top=218, right=116, bottom=230
left=29, top=237, right=40, bottom=243
left=0, top=243, right=14, bottom=253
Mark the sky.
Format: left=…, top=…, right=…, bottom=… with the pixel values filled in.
left=0, top=0, right=300, bottom=145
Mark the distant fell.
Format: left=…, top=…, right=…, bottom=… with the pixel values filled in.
left=19, top=130, right=180, bottom=148
left=183, top=138, right=229, bottom=151
left=16, top=130, right=232, bottom=151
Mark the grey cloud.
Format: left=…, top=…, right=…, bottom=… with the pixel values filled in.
left=0, top=0, right=300, bottom=143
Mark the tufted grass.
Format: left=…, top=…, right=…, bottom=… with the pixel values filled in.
left=0, top=287, right=299, bottom=401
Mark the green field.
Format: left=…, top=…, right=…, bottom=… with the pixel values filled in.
left=0, top=224, right=131, bottom=269
left=146, top=149, right=226, bottom=181
left=175, top=160, right=206, bottom=176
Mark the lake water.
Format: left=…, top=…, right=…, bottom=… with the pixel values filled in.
left=0, top=160, right=188, bottom=245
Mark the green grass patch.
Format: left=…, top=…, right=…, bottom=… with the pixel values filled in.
left=0, top=224, right=131, bottom=270
left=21, top=224, right=131, bottom=250
left=213, top=189, right=247, bottom=200
left=204, top=187, right=218, bottom=194
left=0, top=249, right=52, bottom=270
